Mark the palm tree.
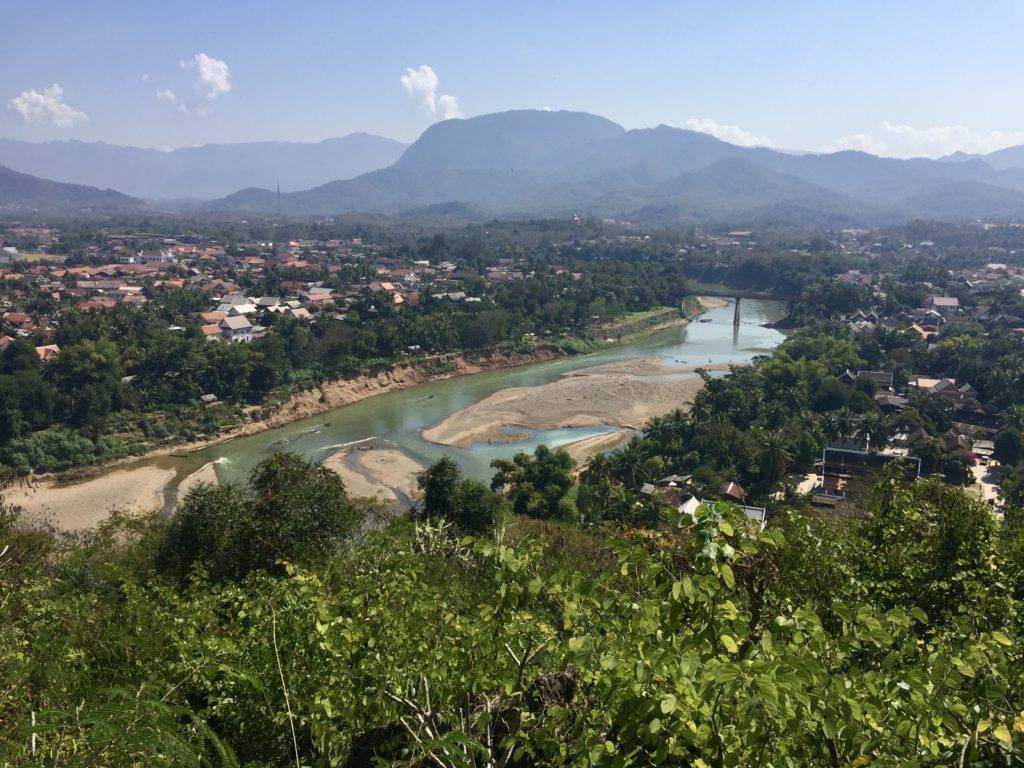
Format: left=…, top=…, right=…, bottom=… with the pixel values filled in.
left=608, top=438, right=662, bottom=489
left=855, top=411, right=891, bottom=452
left=758, top=429, right=793, bottom=487
left=835, top=407, right=856, bottom=441
left=820, top=411, right=842, bottom=444
left=1004, top=404, right=1024, bottom=434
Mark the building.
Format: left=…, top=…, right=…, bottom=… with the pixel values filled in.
left=812, top=446, right=921, bottom=510
left=34, top=344, right=61, bottom=362
left=928, top=296, right=960, bottom=313
left=219, top=315, right=253, bottom=342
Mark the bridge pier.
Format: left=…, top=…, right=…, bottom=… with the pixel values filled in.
left=733, top=297, right=741, bottom=326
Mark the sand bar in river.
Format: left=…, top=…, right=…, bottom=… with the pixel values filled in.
left=422, top=367, right=706, bottom=448
left=322, top=447, right=425, bottom=504
left=7, top=465, right=177, bottom=532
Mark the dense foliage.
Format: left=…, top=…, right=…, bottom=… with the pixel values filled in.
left=3, top=466, right=1024, bottom=766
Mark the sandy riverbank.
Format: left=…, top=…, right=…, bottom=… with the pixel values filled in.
left=698, top=296, right=730, bottom=311
left=322, top=447, right=425, bottom=504
left=8, top=465, right=177, bottom=532
left=564, top=429, right=633, bottom=466
left=422, top=302, right=735, bottom=452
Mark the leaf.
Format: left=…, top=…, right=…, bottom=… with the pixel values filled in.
left=720, top=564, right=735, bottom=589
left=720, top=635, right=738, bottom=653
left=568, top=636, right=584, bottom=652
left=952, top=657, right=975, bottom=677
left=993, top=724, right=1012, bottom=747
left=661, top=694, right=677, bottom=714
left=910, top=607, right=928, bottom=624
left=649, top=718, right=662, bottom=734
left=719, top=520, right=734, bottom=537
left=991, top=630, right=1012, bottom=646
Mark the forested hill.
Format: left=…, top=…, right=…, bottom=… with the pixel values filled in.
left=201, top=109, right=1024, bottom=226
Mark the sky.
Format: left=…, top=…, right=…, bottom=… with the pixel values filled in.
left=4, top=0, right=1024, bottom=158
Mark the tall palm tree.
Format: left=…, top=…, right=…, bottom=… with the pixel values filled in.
left=835, top=407, right=857, bottom=441
left=855, top=411, right=891, bottom=452
left=759, top=429, right=794, bottom=487
left=820, top=411, right=842, bottom=444
left=609, top=438, right=662, bottom=489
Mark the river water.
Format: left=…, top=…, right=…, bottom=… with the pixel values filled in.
left=192, top=299, right=786, bottom=485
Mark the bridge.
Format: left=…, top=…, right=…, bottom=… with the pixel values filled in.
left=685, top=285, right=794, bottom=327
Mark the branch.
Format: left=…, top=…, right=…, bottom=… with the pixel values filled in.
left=271, top=606, right=301, bottom=768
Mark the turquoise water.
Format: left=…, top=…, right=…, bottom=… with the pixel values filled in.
left=195, top=299, right=786, bottom=483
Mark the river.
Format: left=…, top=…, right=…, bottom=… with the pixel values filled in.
left=195, top=298, right=786, bottom=485
left=11, top=299, right=787, bottom=529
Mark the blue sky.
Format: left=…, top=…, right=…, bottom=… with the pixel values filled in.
left=4, top=0, right=1024, bottom=157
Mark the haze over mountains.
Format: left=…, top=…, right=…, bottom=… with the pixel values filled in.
left=0, top=133, right=407, bottom=200
left=202, top=110, right=1024, bottom=226
left=8, top=109, right=1024, bottom=225
left=0, top=164, right=147, bottom=214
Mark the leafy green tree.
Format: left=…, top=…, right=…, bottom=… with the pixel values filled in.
left=418, top=456, right=461, bottom=521
left=158, top=451, right=361, bottom=582
left=48, top=338, right=123, bottom=431
left=418, top=457, right=505, bottom=533
left=491, top=445, right=576, bottom=520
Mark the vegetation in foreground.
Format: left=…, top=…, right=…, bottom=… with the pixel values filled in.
left=3, top=449, right=1024, bottom=767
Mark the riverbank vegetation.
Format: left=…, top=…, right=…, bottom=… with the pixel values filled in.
left=3, top=447, right=1024, bottom=765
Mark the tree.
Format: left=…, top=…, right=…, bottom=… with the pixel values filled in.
left=47, top=338, right=122, bottom=432
left=418, top=457, right=505, bottom=533
left=942, top=449, right=973, bottom=486
left=856, top=410, right=891, bottom=452
left=994, top=427, right=1024, bottom=467
left=418, top=456, right=460, bottom=521
left=158, top=451, right=361, bottom=582
left=607, top=437, right=663, bottom=489
left=490, top=445, right=576, bottom=520
left=758, top=429, right=793, bottom=488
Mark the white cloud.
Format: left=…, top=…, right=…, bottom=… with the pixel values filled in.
left=824, top=122, right=1024, bottom=158
left=437, top=93, right=462, bottom=120
left=8, top=84, right=89, bottom=127
left=400, top=65, right=461, bottom=120
left=155, top=89, right=177, bottom=103
left=180, top=53, right=232, bottom=100
left=684, top=117, right=773, bottom=147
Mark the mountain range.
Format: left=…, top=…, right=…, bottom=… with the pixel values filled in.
left=7, top=109, right=1024, bottom=225
left=0, top=133, right=407, bottom=200
left=200, top=111, right=1024, bottom=226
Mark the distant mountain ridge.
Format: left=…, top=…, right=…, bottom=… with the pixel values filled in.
left=0, top=133, right=407, bottom=200
left=0, top=164, right=148, bottom=214
left=10, top=109, right=1024, bottom=225
left=200, top=110, right=1024, bottom=226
